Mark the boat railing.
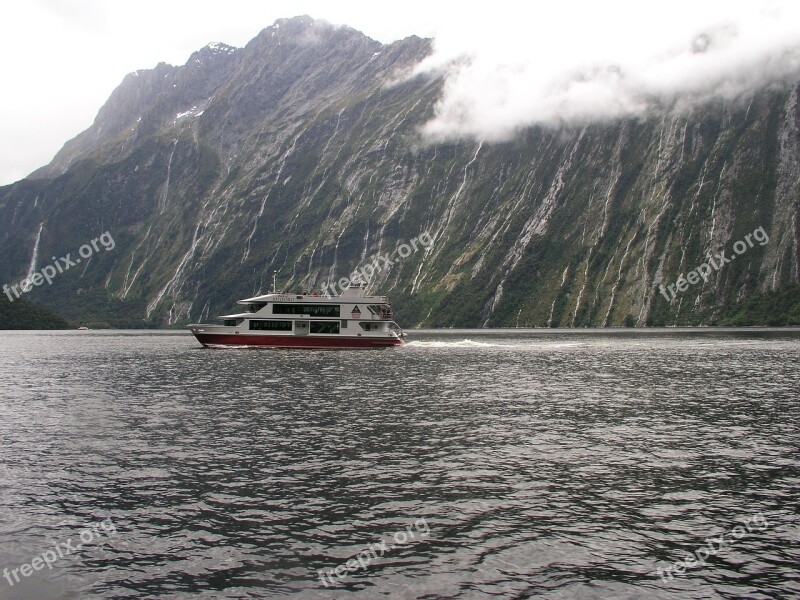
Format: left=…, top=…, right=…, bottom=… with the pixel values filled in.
left=367, top=310, right=394, bottom=321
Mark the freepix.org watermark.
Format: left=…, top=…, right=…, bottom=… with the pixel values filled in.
left=658, top=226, right=769, bottom=303
left=318, top=517, right=430, bottom=587
left=3, top=518, right=117, bottom=588
left=3, top=231, right=115, bottom=302
left=321, top=231, right=433, bottom=297
left=656, top=512, right=768, bottom=583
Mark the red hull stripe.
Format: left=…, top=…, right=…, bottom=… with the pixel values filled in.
left=192, top=333, right=403, bottom=348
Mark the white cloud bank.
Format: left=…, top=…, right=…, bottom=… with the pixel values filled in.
left=416, top=0, right=800, bottom=141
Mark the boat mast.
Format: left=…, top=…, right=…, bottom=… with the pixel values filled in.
left=272, top=270, right=278, bottom=293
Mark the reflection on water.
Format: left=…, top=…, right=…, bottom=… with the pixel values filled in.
left=0, top=328, right=798, bottom=599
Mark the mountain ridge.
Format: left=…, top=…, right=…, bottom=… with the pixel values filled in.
left=2, top=16, right=798, bottom=327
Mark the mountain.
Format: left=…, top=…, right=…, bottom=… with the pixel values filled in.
left=1, top=16, right=798, bottom=328
left=0, top=295, right=70, bottom=329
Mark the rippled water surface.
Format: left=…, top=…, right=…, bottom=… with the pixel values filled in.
left=0, top=329, right=798, bottom=599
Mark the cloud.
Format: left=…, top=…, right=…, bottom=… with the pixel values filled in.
left=416, top=0, right=800, bottom=141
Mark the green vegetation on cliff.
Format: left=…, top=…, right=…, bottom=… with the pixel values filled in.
left=716, top=284, right=800, bottom=326
left=0, top=295, right=70, bottom=329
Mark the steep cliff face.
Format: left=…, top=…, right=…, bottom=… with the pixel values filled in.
left=1, top=17, right=798, bottom=327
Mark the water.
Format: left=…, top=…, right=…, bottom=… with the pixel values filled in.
left=0, top=328, right=798, bottom=599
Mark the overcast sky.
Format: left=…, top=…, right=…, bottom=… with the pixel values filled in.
left=1, top=0, right=799, bottom=185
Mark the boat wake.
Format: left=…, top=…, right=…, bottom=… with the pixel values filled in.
left=403, top=339, right=507, bottom=348
left=403, top=339, right=585, bottom=350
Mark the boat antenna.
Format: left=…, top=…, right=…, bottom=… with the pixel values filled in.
left=272, top=270, right=278, bottom=293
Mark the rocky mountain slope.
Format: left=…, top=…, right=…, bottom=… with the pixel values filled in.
left=1, top=16, right=798, bottom=327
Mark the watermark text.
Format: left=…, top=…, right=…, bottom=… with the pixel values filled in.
left=321, top=231, right=433, bottom=297
left=3, top=231, right=116, bottom=302
left=656, top=511, right=768, bottom=582
left=318, top=517, right=429, bottom=587
left=3, top=518, right=117, bottom=588
left=658, top=226, right=769, bottom=302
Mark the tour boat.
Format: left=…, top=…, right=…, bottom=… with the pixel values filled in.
left=187, top=281, right=405, bottom=349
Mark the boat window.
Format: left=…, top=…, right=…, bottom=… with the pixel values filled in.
left=273, top=304, right=340, bottom=317
left=310, top=321, right=340, bottom=334
left=249, top=320, right=293, bottom=331
left=248, top=302, right=268, bottom=313
left=224, top=319, right=243, bottom=327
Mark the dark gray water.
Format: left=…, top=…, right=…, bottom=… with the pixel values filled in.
left=0, top=329, right=798, bottom=599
